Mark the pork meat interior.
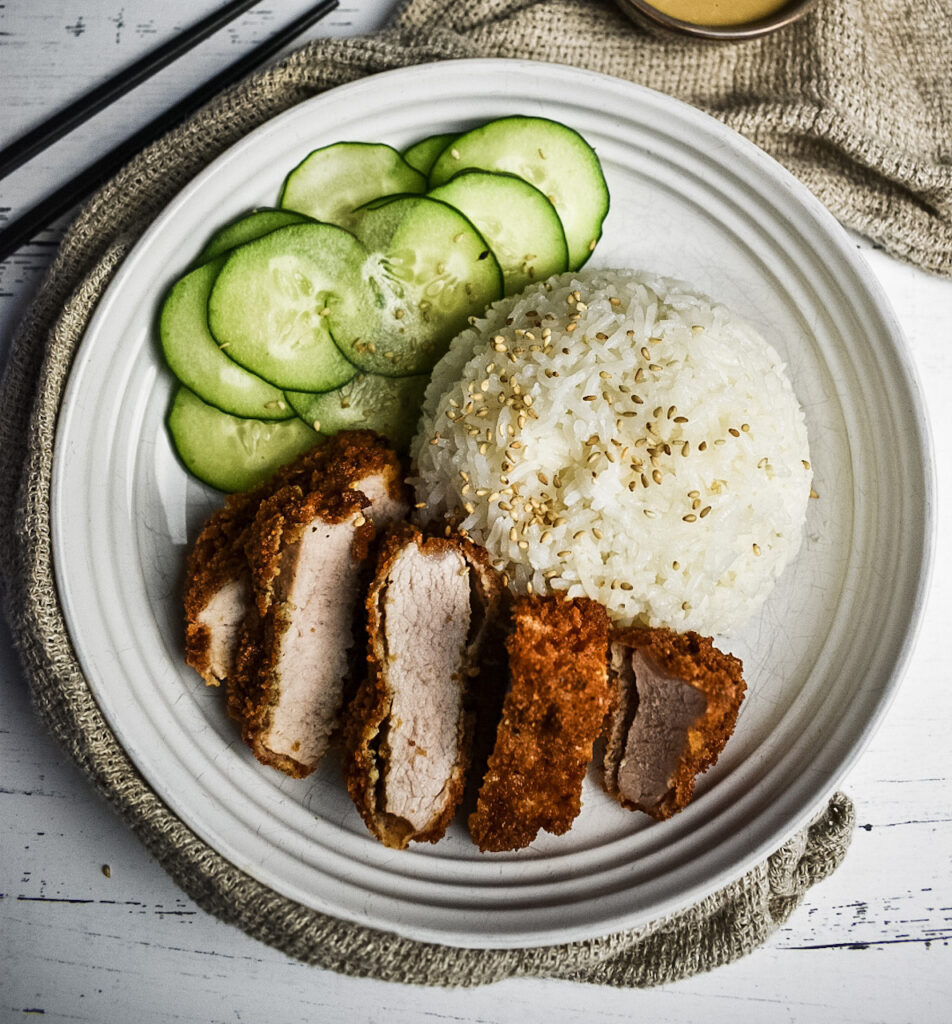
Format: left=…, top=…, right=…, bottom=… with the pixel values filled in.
left=184, top=431, right=407, bottom=689
left=229, top=487, right=375, bottom=777
left=601, top=628, right=746, bottom=820
left=343, top=525, right=505, bottom=849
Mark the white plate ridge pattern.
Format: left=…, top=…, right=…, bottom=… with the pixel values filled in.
left=51, top=60, right=933, bottom=947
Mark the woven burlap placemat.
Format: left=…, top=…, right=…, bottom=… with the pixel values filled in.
left=5, top=0, right=949, bottom=986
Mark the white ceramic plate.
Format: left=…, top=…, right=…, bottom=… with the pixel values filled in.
left=52, top=60, right=933, bottom=948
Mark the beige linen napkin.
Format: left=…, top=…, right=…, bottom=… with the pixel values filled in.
left=5, top=0, right=944, bottom=985
left=392, top=0, right=952, bottom=275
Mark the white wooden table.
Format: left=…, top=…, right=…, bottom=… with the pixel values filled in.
left=1, top=3, right=949, bottom=1021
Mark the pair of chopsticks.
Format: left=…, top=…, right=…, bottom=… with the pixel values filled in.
left=0, top=0, right=339, bottom=263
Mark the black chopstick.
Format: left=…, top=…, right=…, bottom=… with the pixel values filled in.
left=0, top=0, right=264, bottom=181
left=0, top=0, right=339, bottom=264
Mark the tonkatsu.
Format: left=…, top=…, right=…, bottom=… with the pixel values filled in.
left=468, top=595, right=613, bottom=853
left=601, top=627, right=745, bottom=820
left=343, top=524, right=507, bottom=848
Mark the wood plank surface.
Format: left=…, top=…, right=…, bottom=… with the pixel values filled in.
left=1, top=3, right=949, bottom=1021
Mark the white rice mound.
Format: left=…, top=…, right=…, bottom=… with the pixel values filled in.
left=410, top=268, right=813, bottom=635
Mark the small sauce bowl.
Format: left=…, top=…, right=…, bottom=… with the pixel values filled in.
left=615, top=0, right=819, bottom=40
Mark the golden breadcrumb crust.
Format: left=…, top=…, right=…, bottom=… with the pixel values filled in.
left=183, top=495, right=256, bottom=686
left=468, top=595, right=611, bottom=853
left=606, top=627, right=745, bottom=820
left=227, top=484, right=375, bottom=778
left=342, top=523, right=507, bottom=848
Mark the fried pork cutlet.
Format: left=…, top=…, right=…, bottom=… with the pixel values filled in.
left=468, top=595, right=612, bottom=853
left=601, top=628, right=745, bottom=821
left=183, top=431, right=407, bottom=687
left=228, top=486, right=376, bottom=778
left=342, top=524, right=507, bottom=849
left=182, top=447, right=324, bottom=687
left=182, top=495, right=256, bottom=689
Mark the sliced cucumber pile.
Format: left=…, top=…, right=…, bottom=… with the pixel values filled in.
left=279, top=142, right=426, bottom=228
left=207, top=223, right=365, bottom=393
left=350, top=195, right=503, bottom=375
left=286, top=374, right=429, bottom=451
left=168, top=387, right=319, bottom=493
left=402, top=132, right=458, bottom=176
left=160, top=257, right=292, bottom=421
left=196, top=208, right=311, bottom=263
left=429, top=116, right=609, bottom=270
left=427, top=170, right=568, bottom=294
left=160, top=116, right=609, bottom=491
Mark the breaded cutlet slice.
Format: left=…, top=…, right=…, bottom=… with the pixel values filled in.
left=184, top=431, right=407, bottom=687
left=183, top=445, right=326, bottom=687
left=227, top=485, right=376, bottom=778
left=342, top=524, right=506, bottom=849
left=602, top=628, right=745, bottom=820
left=468, top=595, right=612, bottom=853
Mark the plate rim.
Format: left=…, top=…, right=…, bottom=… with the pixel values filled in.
left=50, top=57, right=936, bottom=949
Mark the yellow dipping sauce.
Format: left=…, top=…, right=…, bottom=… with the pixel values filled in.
left=647, top=0, right=792, bottom=26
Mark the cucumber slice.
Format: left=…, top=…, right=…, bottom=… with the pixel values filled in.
left=355, top=192, right=421, bottom=212
left=160, top=258, right=292, bottom=420
left=279, top=142, right=426, bottom=227
left=428, top=116, right=609, bottom=271
left=349, top=196, right=503, bottom=376
left=403, top=132, right=458, bottom=176
left=428, top=170, right=569, bottom=294
left=207, top=223, right=363, bottom=393
left=167, top=386, right=319, bottom=493
left=196, top=208, right=311, bottom=262
left=286, top=373, right=429, bottom=451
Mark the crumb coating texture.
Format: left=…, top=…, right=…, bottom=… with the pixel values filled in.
left=469, top=595, right=612, bottom=852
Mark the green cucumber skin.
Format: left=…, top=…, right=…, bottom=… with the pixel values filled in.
left=428, top=115, right=609, bottom=271
left=163, top=117, right=613, bottom=490
left=167, top=386, right=319, bottom=493
left=279, top=142, right=427, bottom=227
left=427, top=169, right=569, bottom=294
left=354, top=192, right=423, bottom=213
left=403, top=132, right=458, bottom=176
left=206, top=223, right=363, bottom=393
left=196, top=208, right=311, bottom=263
left=160, top=258, right=294, bottom=421
left=286, top=373, right=429, bottom=451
